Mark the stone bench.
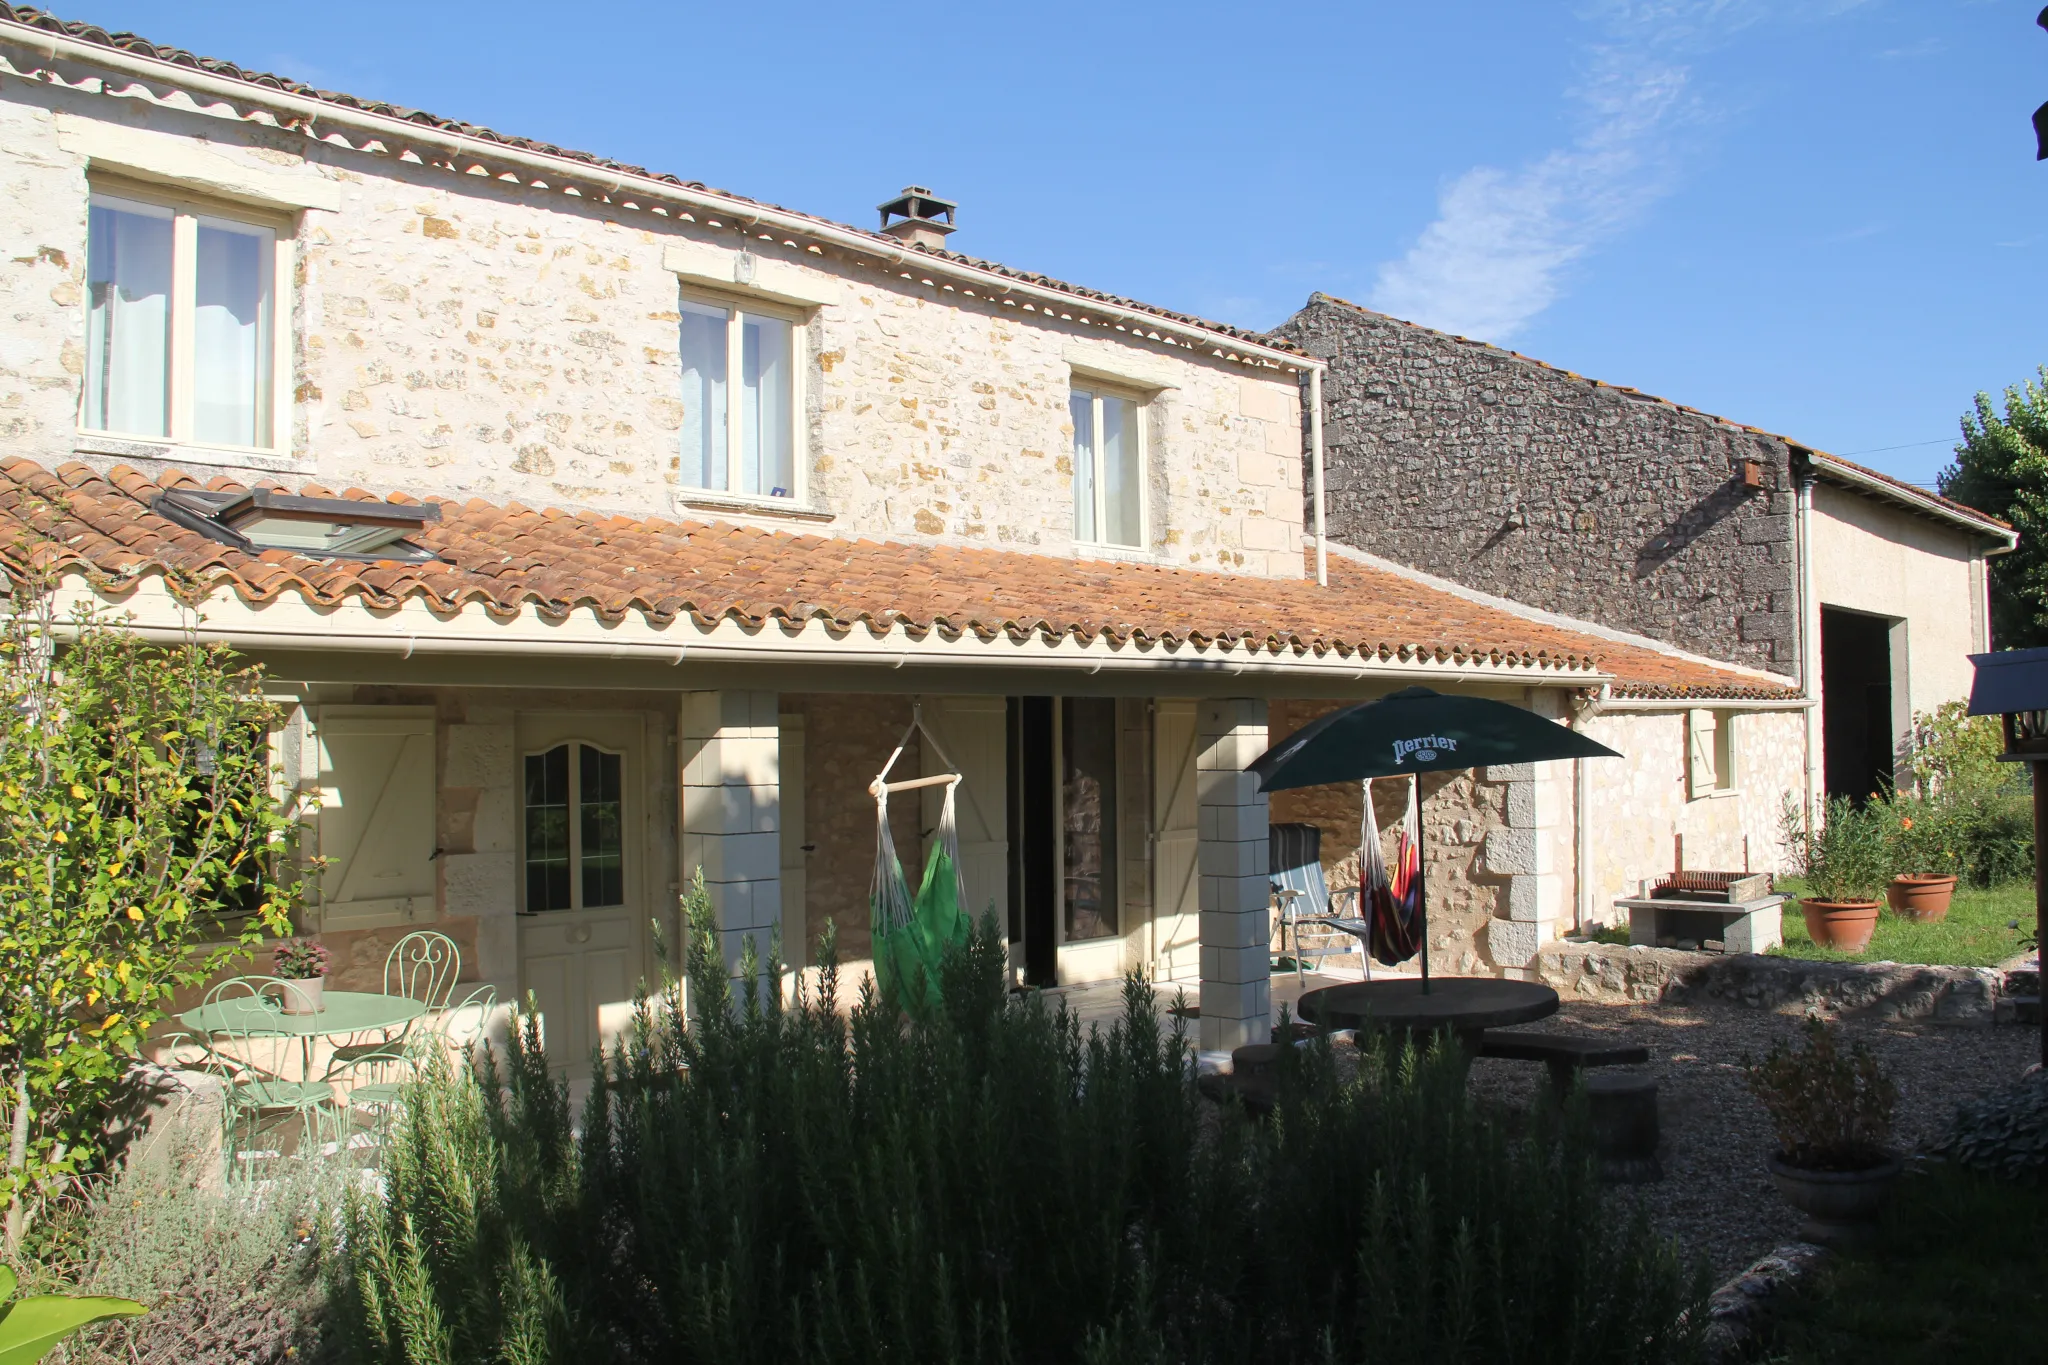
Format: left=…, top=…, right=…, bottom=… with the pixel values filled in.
left=1476, top=1029, right=1650, bottom=1097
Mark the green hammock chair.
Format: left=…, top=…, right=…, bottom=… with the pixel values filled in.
left=869, top=706, right=972, bottom=1021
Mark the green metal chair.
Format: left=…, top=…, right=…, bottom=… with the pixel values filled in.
left=338, top=983, right=499, bottom=1134
left=326, top=929, right=464, bottom=1077
left=189, top=975, right=341, bottom=1166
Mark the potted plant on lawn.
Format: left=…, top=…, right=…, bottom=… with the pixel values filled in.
left=1789, top=796, right=1889, bottom=952
left=1745, top=1016, right=1900, bottom=1245
left=272, top=937, right=330, bottom=1015
left=1884, top=798, right=1959, bottom=922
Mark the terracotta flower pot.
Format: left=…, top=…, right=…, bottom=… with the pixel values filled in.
left=278, top=976, right=325, bottom=1015
left=1766, top=1152, right=1902, bottom=1245
left=1798, top=898, right=1881, bottom=953
left=1886, top=873, right=1956, bottom=923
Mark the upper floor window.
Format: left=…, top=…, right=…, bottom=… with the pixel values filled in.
left=1069, top=385, right=1145, bottom=548
left=679, top=296, right=797, bottom=499
left=83, top=190, right=283, bottom=451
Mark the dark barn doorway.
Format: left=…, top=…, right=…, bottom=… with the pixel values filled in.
left=1820, top=606, right=1896, bottom=804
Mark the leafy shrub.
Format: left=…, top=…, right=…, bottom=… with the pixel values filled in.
left=330, top=881, right=1707, bottom=1365
left=1927, top=1072, right=2048, bottom=1185
left=1782, top=797, right=1893, bottom=902
left=0, top=585, right=303, bottom=1252
left=25, top=1135, right=341, bottom=1364
left=1898, top=702, right=2035, bottom=887
left=1744, top=1018, right=1898, bottom=1171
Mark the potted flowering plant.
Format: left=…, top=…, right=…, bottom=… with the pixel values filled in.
left=1784, top=796, right=1890, bottom=952
left=271, top=937, right=330, bottom=1015
left=1885, top=798, right=1958, bottom=922
left=1744, top=1017, right=1900, bottom=1245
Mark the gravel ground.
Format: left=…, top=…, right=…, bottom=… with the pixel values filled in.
left=1462, top=1002, right=2037, bottom=1281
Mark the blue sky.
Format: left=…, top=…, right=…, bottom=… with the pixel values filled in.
left=63, top=1, right=2048, bottom=487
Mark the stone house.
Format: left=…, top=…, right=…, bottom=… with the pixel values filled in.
left=0, top=9, right=1796, bottom=1059
left=1273, top=293, right=2015, bottom=920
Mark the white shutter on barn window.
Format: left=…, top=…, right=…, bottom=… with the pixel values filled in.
left=1150, top=700, right=1201, bottom=983
left=317, top=707, right=437, bottom=930
left=1686, top=708, right=1717, bottom=801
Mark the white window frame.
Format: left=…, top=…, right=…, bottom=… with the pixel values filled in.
left=1068, top=380, right=1150, bottom=551
left=676, top=288, right=809, bottom=505
left=78, top=178, right=294, bottom=460
left=519, top=738, right=632, bottom=915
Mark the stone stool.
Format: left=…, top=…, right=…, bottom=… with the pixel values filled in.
left=1585, top=1072, right=1661, bottom=1183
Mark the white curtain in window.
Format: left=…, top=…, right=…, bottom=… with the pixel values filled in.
left=679, top=301, right=729, bottom=490
left=739, top=312, right=792, bottom=496
left=192, top=219, right=274, bottom=447
left=83, top=199, right=172, bottom=437
left=1070, top=390, right=1097, bottom=543
left=1101, top=394, right=1141, bottom=547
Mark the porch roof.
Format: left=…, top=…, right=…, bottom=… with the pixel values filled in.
left=0, top=459, right=1796, bottom=700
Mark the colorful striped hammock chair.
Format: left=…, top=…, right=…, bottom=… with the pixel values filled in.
left=1360, top=776, right=1424, bottom=966
left=869, top=706, right=971, bottom=1020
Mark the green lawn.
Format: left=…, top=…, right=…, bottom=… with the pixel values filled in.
left=1769, top=1166, right=2048, bottom=1363
left=1770, top=878, right=2033, bottom=968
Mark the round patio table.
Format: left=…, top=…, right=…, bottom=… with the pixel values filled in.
left=1296, top=978, right=1558, bottom=1049
left=180, top=990, right=428, bottom=1079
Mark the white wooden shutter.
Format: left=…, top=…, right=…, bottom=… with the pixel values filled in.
left=922, top=696, right=1009, bottom=928
left=317, top=707, right=437, bottom=930
left=1151, top=699, right=1201, bottom=983
left=1685, top=708, right=1716, bottom=801
left=779, top=713, right=809, bottom=971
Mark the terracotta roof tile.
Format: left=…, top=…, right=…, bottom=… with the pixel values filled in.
left=0, top=459, right=1795, bottom=701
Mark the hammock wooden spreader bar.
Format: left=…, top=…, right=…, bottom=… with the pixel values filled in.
left=869, top=705, right=972, bottom=1019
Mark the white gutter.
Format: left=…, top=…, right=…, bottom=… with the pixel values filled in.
left=55, top=575, right=1613, bottom=687
left=1796, top=471, right=1823, bottom=822
left=0, top=19, right=1321, bottom=378
left=1810, top=453, right=2016, bottom=548
left=1600, top=696, right=1812, bottom=713
left=1309, top=367, right=1328, bottom=587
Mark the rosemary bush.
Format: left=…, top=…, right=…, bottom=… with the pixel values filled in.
left=332, top=884, right=1706, bottom=1365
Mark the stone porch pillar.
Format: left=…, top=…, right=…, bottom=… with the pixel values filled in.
left=1197, top=697, right=1271, bottom=1053
left=679, top=690, right=782, bottom=986
left=1482, top=695, right=1573, bottom=975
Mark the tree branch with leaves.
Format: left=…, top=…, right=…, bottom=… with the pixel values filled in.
left=0, top=580, right=304, bottom=1254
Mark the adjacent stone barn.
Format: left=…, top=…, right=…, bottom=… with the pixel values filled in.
left=1272, top=292, right=2014, bottom=822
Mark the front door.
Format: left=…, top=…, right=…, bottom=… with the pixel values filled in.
left=515, top=712, right=648, bottom=1070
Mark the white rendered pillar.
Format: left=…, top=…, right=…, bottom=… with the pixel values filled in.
left=679, top=690, right=782, bottom=986
left=1197, top=697, right=1271, bottom=1053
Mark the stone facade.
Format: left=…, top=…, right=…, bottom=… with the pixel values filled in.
left=0, top=81, right=1305, bottom=576
left=1580, top=707, right=1807, bottom=918
left=1268, top=697, right=1538, bottom=976
left=1271, top=294, right=1800, bottom=675
left=783, top=693, right=922, bottom=969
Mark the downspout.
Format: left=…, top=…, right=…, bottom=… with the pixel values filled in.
left=1794, top=457, right=1822, bottom=827
left=1310, top=366, right=1328, bottom=587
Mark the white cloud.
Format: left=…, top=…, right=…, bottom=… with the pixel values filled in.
left=1369, top=1, right=1862, bottom=343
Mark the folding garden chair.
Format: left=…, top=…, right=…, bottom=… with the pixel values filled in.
left=188, top=975, right=342, bottom=1167
left=336, top=984, right=499, bottom=1136
left=326, top=928, right=463, bottom=1076
left=1269, top=823, right=1369, bottom=983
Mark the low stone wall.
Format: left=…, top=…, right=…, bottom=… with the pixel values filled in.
left=1535, top=941, right=2008, bottom=1024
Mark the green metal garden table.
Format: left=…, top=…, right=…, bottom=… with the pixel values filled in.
left=180, top=990, right=428, bottom=1080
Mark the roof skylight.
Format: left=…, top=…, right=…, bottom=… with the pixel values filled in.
left=155, top=488, right=440, bottom=561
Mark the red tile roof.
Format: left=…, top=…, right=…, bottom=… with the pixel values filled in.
left=0, top=459, right=1797, bottom=700
left=0, top=5, right=1299, bottom=361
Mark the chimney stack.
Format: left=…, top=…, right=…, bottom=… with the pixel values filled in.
left=877, top=186, right=957, bottom=250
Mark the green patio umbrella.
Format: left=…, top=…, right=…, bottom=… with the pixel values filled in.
left=1247, top=686, right=1622, bottom=990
